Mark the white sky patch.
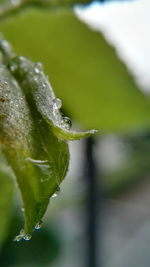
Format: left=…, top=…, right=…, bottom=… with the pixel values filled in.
left=75, top=0, right=150, bottom=92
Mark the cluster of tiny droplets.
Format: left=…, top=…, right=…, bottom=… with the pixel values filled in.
left=14, top=220, right=43, bottom=242
left=12, top=60, right=73, bottom=243
left=24, top=60, right=72, bottom=132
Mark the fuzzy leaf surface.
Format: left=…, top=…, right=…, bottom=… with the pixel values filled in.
left=0, top=41, right=95, bottom=237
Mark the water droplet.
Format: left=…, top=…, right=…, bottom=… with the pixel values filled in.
left=35, top=62, right=43, bottom=71
left=34, top=220, right=43, bottom=230
left=33, top=76, right=38, bottom=82
left=21, top=207, right=25, bottom=212
left=18, top=56, right=25, bottom=61
left=10, top=63, right=17, bottom=73
left=34, top=62, right=43, bottom=74
left=19, top=229, right=25, bottom=236
left=52, top=193, right=58, bottom=198
left=23, top=234, right=32, bottom=241
left=53, top=98, right=62, bottom=110
left=34, top=68, right=40, bottom=74
left=43, top=82, right=47, bottom=88
left=52, top=187, right=60, bottom=198
left=13, top=228, right=25, bottom=242
left=61, top=116, right=72, bottom=130
left=26, top=158, right=48, bottom=164
left=0, top=40, right=10, bottom=52
left=13, top=235, right=22, bottom=242
left=18, top=56, right=29, bottom=72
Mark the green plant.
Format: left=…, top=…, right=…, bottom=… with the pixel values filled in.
left=0, top=36, right=96, bottom=241
left=0, top=0, right=150, bottom=246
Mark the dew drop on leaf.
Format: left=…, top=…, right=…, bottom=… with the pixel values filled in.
left=13, top=235, right=22, bottom=242
left=26, top=157, right=49, bottom=164
left=53, top=98, right=62, bottom=110
left=52, top=193, right=58, bottom=198
left=23, top=233, right=32, bottom=241
left=18, top=56, right=26, bottom=61
left=52, top=186, right=60, bottom=198
left=13, top=229, right=25, bottom=242
left=10, top=63, right=17, bottom=73
left=34, top=220, right=43, bottom=230
left=61, top=116, right=72, bottom=130
left=35, top=62, right=43, bottom=72
left=19, top=229, right=25, bottom=237
left=18, top=56, right=29, bottom=72
left=0, top=40, right=10, bottom=52
left=43, top=82, right=47, bottom=88
left=34, top=62, right=43, bottom=74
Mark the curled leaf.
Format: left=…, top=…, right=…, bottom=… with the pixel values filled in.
left=11, top=55, right=97, bottom=140
left=0, top=38, right=96, bottom=239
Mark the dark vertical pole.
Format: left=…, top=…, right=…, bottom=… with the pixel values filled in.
left=84, top=137, right=98, bottom=267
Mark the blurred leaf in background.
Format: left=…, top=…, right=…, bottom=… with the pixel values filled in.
left=1, top=9, right=150, bottom=133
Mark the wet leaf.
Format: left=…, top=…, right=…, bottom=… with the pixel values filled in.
left=10, top=55, right=97, bottom=140
left=0, top=39, right=95, bottom=239
left=0, top=59, right=43, bottom=236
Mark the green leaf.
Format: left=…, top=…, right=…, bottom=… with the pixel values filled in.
left=0, top=40, right=95, bottom=240
left=1, top=10, right=150, bottom=133
left=0, top=59, right=43, bottom=237
left=11, top=55, right=97, bottom=140
left=0, top=151, right=14, bottom=247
